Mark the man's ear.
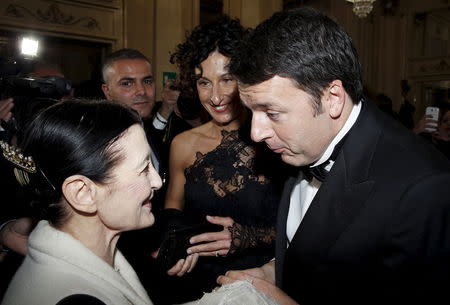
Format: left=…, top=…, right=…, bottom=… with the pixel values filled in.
left=62, top=175, right=98, bottom=214
left=101, top=83, right=111, bottom=100
left=326, top=80, right=346, bottom=119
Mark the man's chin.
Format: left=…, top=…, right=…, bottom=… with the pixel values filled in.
left=133, top=107, right=152, bottom=119
left=130, top=101, right=153, bottom=118
left=281, top=153, right=306, bottom=167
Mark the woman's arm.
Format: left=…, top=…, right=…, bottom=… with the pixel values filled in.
left=187, top=217, right=275, bottom=256
left=164, top=134, right=188, bottom=211
left=161, top=133, right=201, bottom=276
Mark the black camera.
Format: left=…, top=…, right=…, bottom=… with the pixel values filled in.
left=0, top=57, right=71, bottom=137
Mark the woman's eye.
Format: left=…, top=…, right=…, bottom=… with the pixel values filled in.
left=141, top=162, right=151, bottom=174
left=197, top=80, right=209, bottom=86
left=223, top=78, right=234, bottom=82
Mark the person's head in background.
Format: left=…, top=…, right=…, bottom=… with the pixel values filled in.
left=174, top=91, right=207, bottom=128
left=28, top=61, right=64, bottom=78
left=374, top=93, right=399, bottom=120
left=170, top=16, right=248, bottom=127
left=20, top=99, right=162, bottom=233
left=2, top=60, right=71, bottom=145
left=375, top=93, right=393, bottom=113
left=101, top=48, right=155, bottom=119
left=229, top=7, right=363, bottom=166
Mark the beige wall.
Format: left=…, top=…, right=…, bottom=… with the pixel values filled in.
left=152, top=0, right=199, bottom=100
left=295, top=0, right=450, bottom=120
left=123, top=0, right=282, bottom=99
left=123, top=0, right=155, bottom=60
left=224, top=0, right=282, bottom=28
left=124, top=0, right=200, bottom=100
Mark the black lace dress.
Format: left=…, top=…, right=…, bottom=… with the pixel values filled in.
left=178, top=125, right=286, bottom=300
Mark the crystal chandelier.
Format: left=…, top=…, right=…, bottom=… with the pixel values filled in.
left=346, top=0, right=376, bottom=18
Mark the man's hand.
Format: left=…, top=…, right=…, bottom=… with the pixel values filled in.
left=217, top=261, right=298, bottom=305
left=0, top=217, right=36, bottom=256
left=187, top=215, right=234, bottom=257
left=0, top=98, right=14, bottom=123
left=158, top=80, right=180, bottom=120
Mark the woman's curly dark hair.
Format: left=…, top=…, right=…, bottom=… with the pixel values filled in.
left=170, top=15, right=249, bottom=93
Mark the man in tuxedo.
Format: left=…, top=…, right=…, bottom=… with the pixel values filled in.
left=218, top=7, right=450, bottom=305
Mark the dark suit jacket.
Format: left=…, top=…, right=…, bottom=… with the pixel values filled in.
left=276, top=100, right=450, bottom=305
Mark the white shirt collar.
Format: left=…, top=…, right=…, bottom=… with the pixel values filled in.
left=311, top=100, right=362, bottom=168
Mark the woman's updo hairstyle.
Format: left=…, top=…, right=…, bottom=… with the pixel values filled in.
left=20, top=99, right=142, bottom=226
left=170, top=15, right=248, bottom=93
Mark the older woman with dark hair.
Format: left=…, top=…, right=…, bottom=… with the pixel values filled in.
left=1, top=100, right=162, bottom=305
left=161, top=16, right=287, bottom=302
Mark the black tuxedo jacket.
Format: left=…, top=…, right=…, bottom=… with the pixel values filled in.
left=275, top=100, right=450, bottom=305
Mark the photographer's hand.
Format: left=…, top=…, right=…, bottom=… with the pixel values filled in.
left=413, top=114, right=438, bottom=135
left=187, top=215, right=234, bottom=257
left=158, top=80, right=180, bottom=120
left=0, top=98, right=14, bottom=123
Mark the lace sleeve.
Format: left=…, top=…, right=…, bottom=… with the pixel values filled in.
left=227, top=223, right=276, bottom=255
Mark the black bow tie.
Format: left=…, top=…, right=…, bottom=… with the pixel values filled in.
left=301, top=161, right=332, bottom=182
left=301, top=135, right=348, bottom=182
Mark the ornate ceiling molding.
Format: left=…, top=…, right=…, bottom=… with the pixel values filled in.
left=419, top=59, right=450, bottom=73
left=5, top=3, right=99, bottom=30
left=409, top=57, right=450, bottom=79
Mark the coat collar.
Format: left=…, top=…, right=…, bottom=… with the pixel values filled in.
left=28, top=221, right=152, bottom=305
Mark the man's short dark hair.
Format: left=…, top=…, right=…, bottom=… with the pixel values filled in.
left=230, top=7, right=363, bottom=114
left=102, top=48, right=150, bottom=83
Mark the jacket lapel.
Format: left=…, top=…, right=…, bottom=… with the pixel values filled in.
left=285, top=100, right=380, bottom=269
left=275, top=175, right=299, bottom=286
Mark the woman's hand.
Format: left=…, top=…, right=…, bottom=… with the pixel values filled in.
left=187, top=215, right=234, bottom=257
left=159, top=215, right=236, bottom=276
left=152, top=246, right=199, bottom=277
left=166, top=253, right=199, bottom=277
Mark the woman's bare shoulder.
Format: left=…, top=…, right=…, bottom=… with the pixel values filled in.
left=173, top=124, right=202, bottom=145
left=173, top=122, right=213, bottom=145
left=170, top=123, right=211, bottom=160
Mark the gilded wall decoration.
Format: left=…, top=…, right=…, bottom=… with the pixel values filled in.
left=5, top=3, right=100, bottom=30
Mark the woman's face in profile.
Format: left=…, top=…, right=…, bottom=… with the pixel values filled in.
left=195, top=51, right=244, bottom=125
left=95, top=124, right=162, bottom=232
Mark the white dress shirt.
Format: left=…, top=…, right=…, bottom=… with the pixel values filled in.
left=286, top=101, right=362, bottom=245
left=149, top=112, right=168, bottom=172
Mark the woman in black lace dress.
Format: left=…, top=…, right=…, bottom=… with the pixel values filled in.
left=161, top=16, right=287, bottom=302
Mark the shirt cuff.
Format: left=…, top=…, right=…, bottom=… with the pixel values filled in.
left=152, top=112, right=168, bottom=130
